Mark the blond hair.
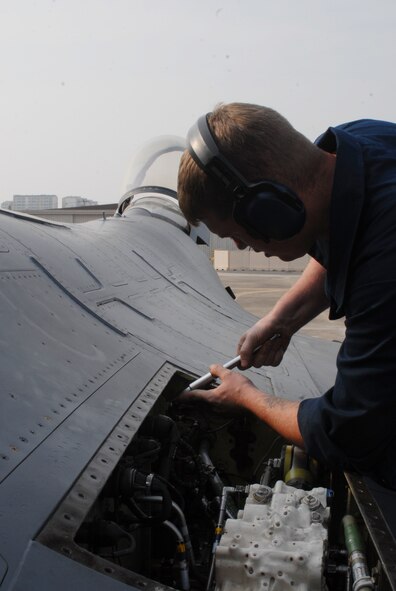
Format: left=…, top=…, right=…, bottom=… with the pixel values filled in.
left=178, top=102, right=323, bottom=225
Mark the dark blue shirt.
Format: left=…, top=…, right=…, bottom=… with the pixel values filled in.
left=298, top=119, right=396, bottom=489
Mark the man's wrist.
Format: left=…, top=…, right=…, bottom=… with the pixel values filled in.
left=242, top=384, right=267, bottom=411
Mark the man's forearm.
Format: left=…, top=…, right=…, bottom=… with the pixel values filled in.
left=243, top=384, right=304, bottom=447
left=183, top=364, right=305, bottom=447
left=271, top=257, right=329, bottom=334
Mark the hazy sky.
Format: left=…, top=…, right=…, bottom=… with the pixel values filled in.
left=1, top=0, right=396, bottom=204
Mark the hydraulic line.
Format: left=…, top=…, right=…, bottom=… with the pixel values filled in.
left=138, top=496, right=196, bottom=566
left=140, top=415, right=180, bottom=481
left=162, top=520, right=190, bottom=591
left=199, top=439, right=237, bottom=519
left=199, top=440, right=226, bottom=499
left=155, top=473, right=185, bottom=510
left=342, top=515, right=374, bottom=591
left=120, top=469, right=173, bottom=523
left=139, top=495, right=208, bottom=584
left=206, top=485, right=248, bottom=591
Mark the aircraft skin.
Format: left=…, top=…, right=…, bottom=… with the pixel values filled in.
left=0, top=198, right=341, bottom=590
left=0, top=139, right=395, bottom=590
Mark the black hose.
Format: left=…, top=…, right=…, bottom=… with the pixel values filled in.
left=120, top=468, right=173, bottom=524
left=140, top=415, right=180, bottom=481
left=155, top=473, right=185, bottom=510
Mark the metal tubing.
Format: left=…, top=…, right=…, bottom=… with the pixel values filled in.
left=139, top=496, right=196, bottom=566
left=342, top=515, right=374, bottom=591
left=163, top=520, right=190, bottom=591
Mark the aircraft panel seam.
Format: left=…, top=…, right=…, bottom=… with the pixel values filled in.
left=30, top=256, right=128, bottom=337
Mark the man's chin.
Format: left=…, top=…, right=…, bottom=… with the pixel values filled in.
left=263, top=252, right=294, bottom=261
left=278, top=254, right=294, bottom=262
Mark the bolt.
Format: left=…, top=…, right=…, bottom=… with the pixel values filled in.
left=311, top=511, right=323, bottom=523
left=253, top=485, right=272, bottom=504
left=301, top=494, right=321, bottom=510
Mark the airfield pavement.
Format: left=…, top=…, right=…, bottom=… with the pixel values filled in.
left=217, top=271, right=346, bottom=343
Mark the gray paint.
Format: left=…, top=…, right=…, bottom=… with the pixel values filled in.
left=0, top=203, right=338, bottom=590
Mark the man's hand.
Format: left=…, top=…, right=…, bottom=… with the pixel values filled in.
left=238, top=316, right=290, bottom=369
left=181, top=364, right=259, bottom=409
left=237, top=258, right=330, bottom=370
left=181, top=363, right=304, bottom=447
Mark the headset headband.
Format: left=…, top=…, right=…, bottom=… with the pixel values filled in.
left=187, top=114, right=253, bottom=199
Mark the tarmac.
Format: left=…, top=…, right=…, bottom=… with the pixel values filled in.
left=217, top=271, right=345, bottom=342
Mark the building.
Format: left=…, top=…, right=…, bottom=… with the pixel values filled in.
left=22, top=203, right=117, bottom=224
left=18, top=205, right=308, bottom=271
left=213, top=249, right=310, bottom=272
left=12, top=194, right=58, bottom=211
left=62, top=196, right=98, bottom=208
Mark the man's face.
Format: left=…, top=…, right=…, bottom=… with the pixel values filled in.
left=202, top=212, right=308, bottom=261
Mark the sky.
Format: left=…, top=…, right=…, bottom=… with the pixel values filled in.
left=1, top=0, right=396, bottom=205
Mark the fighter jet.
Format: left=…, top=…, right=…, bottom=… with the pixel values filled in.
left=0, top=136, right=395, bottom=591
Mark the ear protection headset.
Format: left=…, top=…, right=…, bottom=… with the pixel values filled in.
left=186, top=114, right=306, bottom=241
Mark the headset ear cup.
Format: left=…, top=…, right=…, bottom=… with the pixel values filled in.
left=233, top=189, right=305, bottom=241
left=186, top=114, right=305, bottom=240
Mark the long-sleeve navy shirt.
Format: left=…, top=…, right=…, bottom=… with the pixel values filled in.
left=297, top=119, right=396, bottom=489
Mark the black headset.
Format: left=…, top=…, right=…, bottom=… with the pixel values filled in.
left=186, top=114, right=306, bottom=241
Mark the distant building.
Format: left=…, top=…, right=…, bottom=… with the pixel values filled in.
left=1, top=200, right=13, bottom=210
left=62, top=196, right=98, bottom=208
left=24, top=203, right=117, bottom=224
left=12, top=194, right=58, bottom=211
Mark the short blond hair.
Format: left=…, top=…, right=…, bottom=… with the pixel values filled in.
left=178, top=102, right=323, bottom=225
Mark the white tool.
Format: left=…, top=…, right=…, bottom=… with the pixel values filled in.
left=183, top=333, right=281, bottom=393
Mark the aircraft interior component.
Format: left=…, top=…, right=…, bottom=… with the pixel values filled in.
left=282, top=444, right=319, bottom=490
left=342, top=515, right=374, bottom=591
left=215, top=481, right=330, bottom=591
left=206, top=485, right=249, bottom=591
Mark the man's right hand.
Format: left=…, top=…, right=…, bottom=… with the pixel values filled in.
left=237, top=314, right=291, bottom=369
left=237, top=258, right=330, bottom=370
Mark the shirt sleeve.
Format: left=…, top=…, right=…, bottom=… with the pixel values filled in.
left=297, top=276, right=396, bottom=480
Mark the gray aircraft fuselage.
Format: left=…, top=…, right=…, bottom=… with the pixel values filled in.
left=0, top=201, right=341, bottom=590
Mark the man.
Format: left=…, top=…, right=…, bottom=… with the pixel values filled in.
left=177, top=102, right=396, bottom=489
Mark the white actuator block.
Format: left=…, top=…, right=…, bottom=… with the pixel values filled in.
left=215, top=481, right=329, bottom=591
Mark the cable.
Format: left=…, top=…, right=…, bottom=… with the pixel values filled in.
left=252, top=436, right=282, bottom=478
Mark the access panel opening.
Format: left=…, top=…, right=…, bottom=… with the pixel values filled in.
left=36, top=362, right=285, bottom=590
